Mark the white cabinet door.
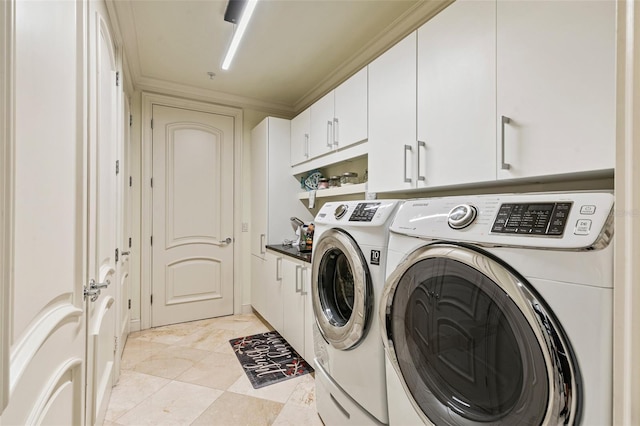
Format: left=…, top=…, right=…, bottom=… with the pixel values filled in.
left=368, top=33, right=417, bottom=193
left=334, top=68, right=368, bottom=150
left=417, top=0, right=496, bottom=187
left=302, top=265, right=315, bottom=368
left=496, top=0, right=615, bottom=179
left=250, top=255, right=267, bottom=316
left=290, top=108, right=310, bottom=166
left=309, top=91, right=336, bottom=159
left=282, top=258, right=306, bottom=356
left=250, top=119, right=268, bottom=258
left=264, top=253, right=284, bottom=332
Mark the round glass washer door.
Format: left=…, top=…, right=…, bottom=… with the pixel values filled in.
left=380, top=243, right=580, bottom=425
left=312, top=229, right=372, bottom=351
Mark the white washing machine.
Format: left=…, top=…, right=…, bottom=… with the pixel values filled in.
left=311, top=200, right=402, bottom=425
left=380, top=192, right=614, bottom=426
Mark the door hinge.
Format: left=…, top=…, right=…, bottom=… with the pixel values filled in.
left=115, top=71, right=120, bottom=87
left=115, top=248, right=119, bottom=262
left=129, top=114, right=133, bottom=127
left=116, top=160, right=120, bottom=175
left=129, top=176, right=132, bottom=187
left=151, top=294, right=153, bottom=305
left=114, top=336, right=118, bottom=354
left=151, top=118, right=153, bottom=129
left=150, top=236, right=153, bottom=246
left=128, top=299, right=131, bottom=309
left=129, top=237, right=132, bottom=248
left=150, top=177, right=153, bottom=188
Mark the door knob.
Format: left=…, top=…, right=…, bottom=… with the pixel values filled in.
left=221, top=237, right=232, bottom=245
left=90, top=278, right=110, bottom=290
left=121, top=251, right=131, bottom=256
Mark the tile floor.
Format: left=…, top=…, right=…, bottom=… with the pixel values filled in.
left=104, top=313, right=323, bottom=426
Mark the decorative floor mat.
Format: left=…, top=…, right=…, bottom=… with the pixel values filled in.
left=229, top=331, right=314, bottom=389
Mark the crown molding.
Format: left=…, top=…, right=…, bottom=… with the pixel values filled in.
left=292, top=0, right=453, bottom=114
left=135, top=76, right=296, bottom=117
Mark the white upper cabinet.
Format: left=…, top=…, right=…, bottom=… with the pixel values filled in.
left=290, top=108, right=310, bottom=166
left=368, top=33, right=417, bottom=193
left=305, top=68, right=368, bottom=163
left=309, top=91, right=336, bottom=159
left=496, top=0, right=615, bottom=179
left=417, top=0, right=496, bottom=186
left=250, top=117, right=312, bottom=258
left=334, top=67, right=368, bottom=150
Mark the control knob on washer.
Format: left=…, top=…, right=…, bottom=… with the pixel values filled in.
left=448, top=204, right=477, bottom=229
left=334, top=204, right=349, bottom=220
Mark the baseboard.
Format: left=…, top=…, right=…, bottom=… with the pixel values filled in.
left=129, top=319, right=141, bottom=333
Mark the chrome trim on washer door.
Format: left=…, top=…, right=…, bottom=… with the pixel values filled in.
left=312, top=229, right=372, bottom=351
left=380, top=243, right=579, bottom=425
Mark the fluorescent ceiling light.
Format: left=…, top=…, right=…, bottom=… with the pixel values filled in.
left=221, top=0, right=259, bottom=71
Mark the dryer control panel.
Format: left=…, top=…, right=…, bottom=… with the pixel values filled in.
left=491, top=202, right=572, bottom=235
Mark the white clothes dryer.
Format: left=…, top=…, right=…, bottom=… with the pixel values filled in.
left=311, top=200, right=402, bottom=425
left=380, top=192, right=614, bottom=426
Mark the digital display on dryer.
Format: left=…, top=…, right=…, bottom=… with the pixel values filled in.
left=491, top=202, right=572, bottom=235
left=349, top=202, right=381, bottom=222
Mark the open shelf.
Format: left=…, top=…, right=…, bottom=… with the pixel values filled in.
left=297, top=183, right=367, bottom=200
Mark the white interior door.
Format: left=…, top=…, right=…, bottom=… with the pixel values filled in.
left=151, top=105, right=235, bottom=327
left=115, top=93, right=132, bottom=383
left=0, top=0, right=87, bottom=423
left=86, top=10, right=119, bottom=425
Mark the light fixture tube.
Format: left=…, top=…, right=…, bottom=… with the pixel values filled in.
left=221, top=0, right=259, bottom=70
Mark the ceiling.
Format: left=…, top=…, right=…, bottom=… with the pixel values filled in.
left=108, top=0, right=448, bottom=116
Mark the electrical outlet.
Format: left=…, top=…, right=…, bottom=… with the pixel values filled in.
left=242, top=222, right=249, bottom=232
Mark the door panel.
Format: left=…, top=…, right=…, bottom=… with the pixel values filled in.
left=1, top=0, right=86, bottom=423
left=115, top=95, right=131, bottom=382
left=152, top=105, right=234, bottom=327
left=86, top=9, right=119, bottom=425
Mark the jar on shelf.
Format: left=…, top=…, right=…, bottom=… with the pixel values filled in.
left=328, top=176, right=341, bottom=188
left=340, top=172, right=358, bottom=185
left=318, top=178, right=329, bottom=189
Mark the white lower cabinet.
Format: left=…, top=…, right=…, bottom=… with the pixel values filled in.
left=250, top=254, right=267, bottom=317
left=263, top=254, right=314, bottom=367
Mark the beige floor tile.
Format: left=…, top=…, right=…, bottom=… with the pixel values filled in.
left=106, top=370, right=171, bottom=421
left=227, top=371, right=311, bottom=404
left=115, top=381, right=223, bottom=426
left=119, top=338, right=171, bottom=370
left=285, top=374, right=316, bottom=410
left=205, top=313, right=268, bottom=333
left=175, top=327, right=240, bottom=352
left=175, top=351, right=245, bottom=390
left=131, top=345, right=210, bottom=379
left=191, top=391, right=284, bottom=426
left=271, top=403, right=324, bottom=426
left=131, top=319, right=216, bottom=345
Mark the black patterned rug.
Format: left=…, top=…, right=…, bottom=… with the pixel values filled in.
left=229, top=331, right=314, bottom=389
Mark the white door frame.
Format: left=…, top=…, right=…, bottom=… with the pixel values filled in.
left=0, top=0, right=14, bottom=413
left=140, top=93, right=243, bottom=330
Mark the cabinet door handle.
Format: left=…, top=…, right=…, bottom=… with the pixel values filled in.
left=404, top=144, right=413, bottom=183
left=304, top=133, right=309, bottom=158
left=276, top=257, right=282, bottom=281
left=295, top=265, right=302, bottom=293
left=417, top=140, right=426, bottom=181
left=260, top=234, right=265, bottom=254
left=301, top=267, right=307, bottom=295
left=501, top=116, right=511, bottom=170
left=333, top=117, right=339, bottom=147
left=326, top=121, right=333, bottom=148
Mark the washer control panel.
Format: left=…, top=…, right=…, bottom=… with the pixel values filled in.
left=491, top=202, right=572, bottom=236
left=349, top=202, right=381, bottom=222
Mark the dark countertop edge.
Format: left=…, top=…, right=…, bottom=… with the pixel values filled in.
left=266, top=244, right=312, bottom=263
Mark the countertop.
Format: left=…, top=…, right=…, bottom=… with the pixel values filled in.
left=266, top=244, right=312, bottom=263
